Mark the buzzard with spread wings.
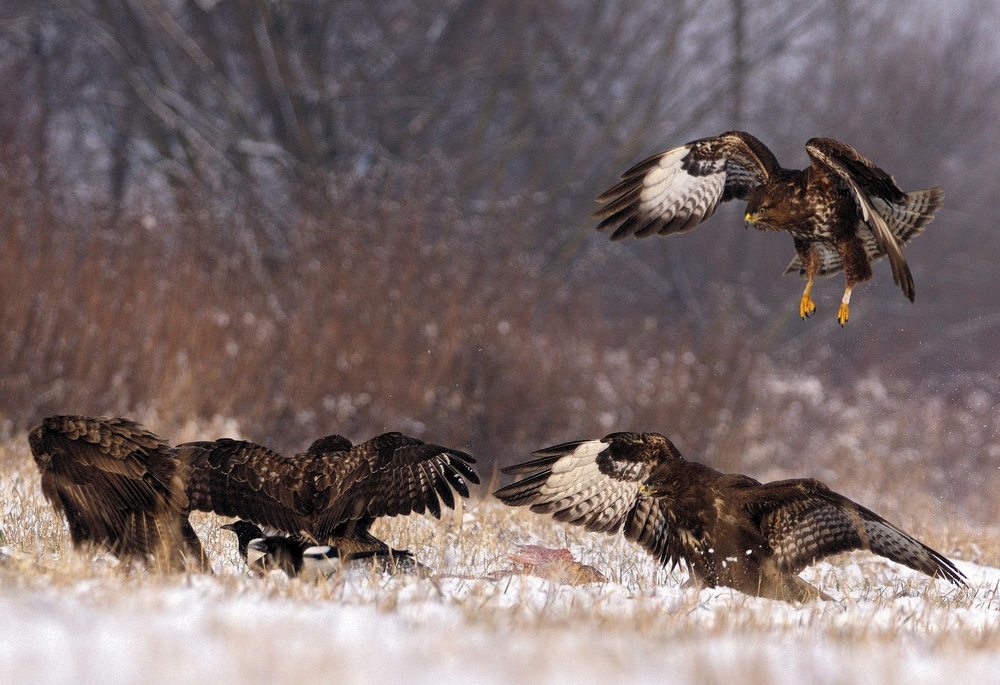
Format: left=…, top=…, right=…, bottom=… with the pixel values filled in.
left=594, top=132, right=943, bottom=325
left=29, top=415, right=479, bottom=571
left=494, top=432, right=965, bottom=601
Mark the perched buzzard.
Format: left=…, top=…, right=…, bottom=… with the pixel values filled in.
left=594, top=132, right=943, bottom=325
left=28, top=416, right=208, bottom=571
left=29, top=415, right=479, bottom=571
left=494, top=432, right=965, bottom=601
left=221, top=520, right=386, bottom=577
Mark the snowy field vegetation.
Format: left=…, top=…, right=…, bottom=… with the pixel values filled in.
left=4, top=428, right=1000, bottom=685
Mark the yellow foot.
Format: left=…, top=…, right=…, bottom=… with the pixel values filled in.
left=837, top=302, right=850, bottom=326
left=799, top=295, right=816, bottom=319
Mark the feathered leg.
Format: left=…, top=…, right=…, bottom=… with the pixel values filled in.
left=754, top=561, right=832, bottom=602
left=838, top=288, right=853, bottom=327
left=794, top=239, right=820, bottom=319
left=836, top=237, right=873, bottom=326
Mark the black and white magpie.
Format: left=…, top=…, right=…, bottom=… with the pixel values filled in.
left=221, top=521, right=414, bottom=577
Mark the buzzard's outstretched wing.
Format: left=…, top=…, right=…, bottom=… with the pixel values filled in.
left=594, top=131, right=779, bottom=240
left=805, top=138, right=943, bottom=302
left=748, top=479, right=965, bottom=586
left=28, top=416, right=204, bottom=569
left=311, top=432, right=479, bottom=538
left=180, top=439, right=314, bottom=535
left=495, top=432, right=682, bottom=564
left=179, top=432, right=478, bottom=541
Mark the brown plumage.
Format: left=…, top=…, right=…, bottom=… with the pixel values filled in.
left=29, top=415, right=479, bottom=570
left=494, top=432, right=965, bottom=602
left=594, top=131, right=944, bottom=325
left=180, top=431, right=479, bottom=556
left=28, top=415, right=208, bottom=571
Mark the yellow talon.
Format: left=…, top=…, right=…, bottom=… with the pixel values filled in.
left=799, top=294, right=816, bottom=319
left=837, top=302, right=850, bottom=326
left=799, top=275, right=816, bottom=320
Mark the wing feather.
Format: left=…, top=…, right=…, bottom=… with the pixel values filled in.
left=28, top=416, right=199, bottom=568
left=754, top=479, right=965, bottom=586
left=495, top=433, right=676, bottom=537
left=179, top=439, right=310, bottom=535
left=310, top=433, right=477, bottom=538
left=594, top=131, right=778, bottom=241
left=623, top=495, right=675, bottom=566
left=805, top=138, right=920, bottom=301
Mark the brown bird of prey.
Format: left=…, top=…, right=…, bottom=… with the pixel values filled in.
left=28, top=416, right=206, bottom=570
left=29, top=415, right=479, bottom=571
left=594, top=132, right=943, bottom=325
left=494, top=432, right=965, bottom=602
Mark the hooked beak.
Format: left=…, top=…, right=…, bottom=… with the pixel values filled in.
left=744, top=212, right=758, bottom=224
left=638, top=483, right=654, bottom=497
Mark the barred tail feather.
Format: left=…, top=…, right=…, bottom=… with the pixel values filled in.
left=882, top=186, right=944, bottom=244
left=860, top=518, right=965, bottom=587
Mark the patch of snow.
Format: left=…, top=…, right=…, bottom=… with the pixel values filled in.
left=1, top=554, right=1000, bottom=685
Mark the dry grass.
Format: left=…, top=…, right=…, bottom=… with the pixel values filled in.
left=5, top=423, right=1000, bottom=685
left=0, top=166, right=754, bottom=467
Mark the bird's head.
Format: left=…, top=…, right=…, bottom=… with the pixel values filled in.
left=221, top=520, right=264, bottom=557
left=638, top=481, right=665, bottom=498
left=744, top=187, right=780, bottom=231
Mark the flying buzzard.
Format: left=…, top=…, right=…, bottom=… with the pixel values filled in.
left=221, top=520, right=386, bottom=577
left=29, top=415, right=479, bottom=571
left=594, top=132, right=944, bottom=325
left=494, top=432, right=965, bottom=601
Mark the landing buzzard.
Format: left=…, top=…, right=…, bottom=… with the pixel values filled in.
left=29, top=415, right=479, bottom=571
left=594, top=132, right=943, bottom=325
left=494, top=432, right=965, bottom=601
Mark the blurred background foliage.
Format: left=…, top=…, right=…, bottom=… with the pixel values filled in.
left=1, top=0, right=999, bottom=514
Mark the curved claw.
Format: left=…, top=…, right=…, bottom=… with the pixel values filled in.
left=837, top=302, right=850, bottom=326
left=799, top=275, right=816, bottom=320
left=800, top=294, right=816, bottom=320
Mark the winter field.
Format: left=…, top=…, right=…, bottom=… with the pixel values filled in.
left=3, top=429, right=1000, bottom=685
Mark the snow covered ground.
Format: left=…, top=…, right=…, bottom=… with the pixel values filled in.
left=3, top=551, right=1000, bottom=685
left=4, top=442, right=1000, bottom=685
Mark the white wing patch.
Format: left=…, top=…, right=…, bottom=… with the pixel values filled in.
left=530, top=440, right=643, bottom=534
left=301, top=545, right=340, bottom=577
left=637, top=147, right=727, bottom=236
left=246, top=539, right=267, bottom=567
left=537, top=440, right=612, bottom=504
left=596, top=144, right=733, bottom=240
